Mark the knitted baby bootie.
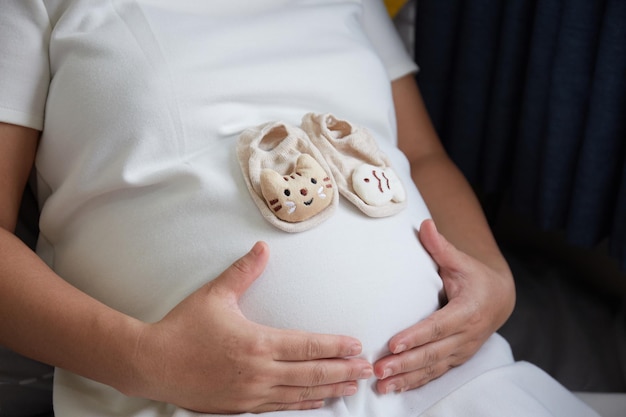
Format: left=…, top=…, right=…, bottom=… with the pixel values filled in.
left=301, top=113, right=406, bottom=217
left=237, top=121, right=338, bottom=232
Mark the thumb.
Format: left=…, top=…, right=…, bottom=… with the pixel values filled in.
left=211, top=241, right=270, bottom=300
left=418, top=219, right=463, bottom=272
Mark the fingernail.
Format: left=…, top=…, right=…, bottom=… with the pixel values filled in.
left=359, top=367, right=373, bottom=379
left=386, top=384, right=397, bottom=394
left=251, top=241, right=265, bottom=255
left=311, top=400, right=325, bottom=409
left=348, top=343, right=362, bottom=356
left=343, top=385, right=357, bottom=396
left=382, top=368, right=392, bottom=379
left=393, top=344, right=407, bottom=354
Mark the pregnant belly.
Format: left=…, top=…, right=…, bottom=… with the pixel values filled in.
left=238, top=221, right=443, bottom=363
left=47, top=166, right=442, bottom=363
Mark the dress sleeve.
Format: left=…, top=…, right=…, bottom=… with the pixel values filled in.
left=361, top=0, right=418, bottom=81
left=0, top=1, right=51, bottom=131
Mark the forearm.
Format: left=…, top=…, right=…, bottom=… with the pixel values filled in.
left=392, top=75, right=510, bottom=275
left=0, top=227, right=144, bottom=395
left=409, top=153, right=510, bottom=274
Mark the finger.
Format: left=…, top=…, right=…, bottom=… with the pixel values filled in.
left=374, top=332, right=460, bottom=382
left=384, top=299, right=468, bottom=356
left=375, top=357, right=452, bottom=394
left=251, top=399, right=325, bottom=413
left=210, top=241, right=270, bottom=299
left=275, top=357, right=373, bottom=387
left=376, top=334, right=478, bottom=394
left=270, top=328, right=364, bottom=361
left=267, top=380, right=359, bottom=405
left=418, top=219, right=466, bottom=272
left=417, top=219, right=442, bottom=255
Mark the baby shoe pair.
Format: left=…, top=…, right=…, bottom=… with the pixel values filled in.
left=237, top=113, right=407, bottom=233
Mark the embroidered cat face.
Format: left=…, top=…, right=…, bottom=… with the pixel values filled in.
left=260, top=154, right=334, bottom=223
left=352, top=164, right=406, bottom=206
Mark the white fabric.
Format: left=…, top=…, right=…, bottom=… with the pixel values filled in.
left=574, top=393, right=626, bottom=417
left=0, top=1, right=599, bottom=416
left=420, top=361, right=600, bottom=417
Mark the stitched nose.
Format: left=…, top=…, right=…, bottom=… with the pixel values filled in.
left=300, top=188, right=308, bottom=196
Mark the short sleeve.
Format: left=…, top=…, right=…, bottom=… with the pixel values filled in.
left=361, top=0, right=418, bottom=81
left=0, top=1, right=51, bottom=131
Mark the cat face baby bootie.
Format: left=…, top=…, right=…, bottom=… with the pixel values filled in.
left=237, top=121, right=338, bottom=232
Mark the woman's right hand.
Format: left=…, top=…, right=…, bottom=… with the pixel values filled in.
left=131, top=241, right=372, bottom=413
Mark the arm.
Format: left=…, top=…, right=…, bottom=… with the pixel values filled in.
left=0, top=122, right=156, bottom=394
left=394, top=75, right=511, bottom=273
left=373, top=75, right=516, bottom=393
left=0, top=122, right=372, bottom=413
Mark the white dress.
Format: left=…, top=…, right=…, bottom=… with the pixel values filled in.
left=0, top=1, right=599, bottom=416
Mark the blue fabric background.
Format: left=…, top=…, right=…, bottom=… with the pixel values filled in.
left=413, top=0, right=626, bottom=271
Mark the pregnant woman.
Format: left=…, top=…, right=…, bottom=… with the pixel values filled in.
left=0, top=1, right=597, bottom=416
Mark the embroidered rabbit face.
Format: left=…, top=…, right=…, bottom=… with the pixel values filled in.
left=260, top=154, right=334, bottom=223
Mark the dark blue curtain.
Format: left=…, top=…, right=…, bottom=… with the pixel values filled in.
left=413, top=0, right=626, bottom=270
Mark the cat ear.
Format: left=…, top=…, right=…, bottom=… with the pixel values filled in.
left=295, top=153, right=320, bottom=172
left=260, top=168, right=287, bottom=199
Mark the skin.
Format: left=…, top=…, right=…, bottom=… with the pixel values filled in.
left=0, top=74, right=515, bottom=412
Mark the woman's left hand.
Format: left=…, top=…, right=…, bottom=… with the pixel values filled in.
left=373, top=219, right=515, bottom=394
